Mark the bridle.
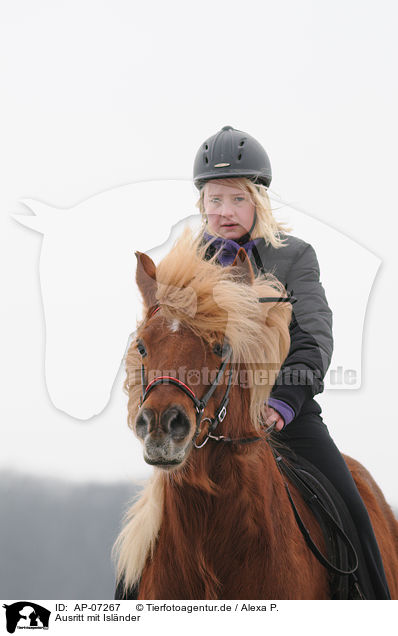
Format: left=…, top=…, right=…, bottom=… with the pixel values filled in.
left=138, top=291, right=296, bottom=449
left=139, top=314, right=235, bottom=447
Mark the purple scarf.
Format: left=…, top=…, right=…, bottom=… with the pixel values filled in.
left=203, top=231, right=261, bottom=266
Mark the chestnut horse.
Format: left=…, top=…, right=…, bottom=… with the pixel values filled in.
left=114, top=230, right=398, bottom=599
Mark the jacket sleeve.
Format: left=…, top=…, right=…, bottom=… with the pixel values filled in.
left=269, top=242, right=333, bottom=417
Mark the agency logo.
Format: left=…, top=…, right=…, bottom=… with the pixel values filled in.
left=2, top=602, right=51, bottom=633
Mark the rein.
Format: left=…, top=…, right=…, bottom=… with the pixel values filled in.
left=273, top=452, right=360, bottom=579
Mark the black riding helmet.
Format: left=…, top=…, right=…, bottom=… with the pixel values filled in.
left=193, top=125, right=272, bottom=190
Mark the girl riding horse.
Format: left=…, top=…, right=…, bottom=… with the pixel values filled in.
left=114, top=125, right=392, bottom=599
left=192, top=125, right=391, bottom=599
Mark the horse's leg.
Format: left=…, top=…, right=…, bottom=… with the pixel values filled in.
left=277, top=414, right=391, bottom=599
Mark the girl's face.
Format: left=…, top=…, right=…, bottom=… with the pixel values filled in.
left=203, top=181, right=255, bottom=240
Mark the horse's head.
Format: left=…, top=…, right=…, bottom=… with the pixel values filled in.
left=125, top=230, right=292, bottom=471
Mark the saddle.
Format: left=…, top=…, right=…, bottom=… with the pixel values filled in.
left=274, top=447, right=372, bottom=599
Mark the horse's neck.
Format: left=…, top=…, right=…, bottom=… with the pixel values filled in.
left=163, top=386, right=289, bottom=546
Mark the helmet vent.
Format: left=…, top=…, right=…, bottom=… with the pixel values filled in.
left=204, top=156, right=209, bottom=164
left=239, top=140, right=245, bottom=147
left=237, top=153, right=242, bottom=161
left=204, top=144, right=209, bottom=150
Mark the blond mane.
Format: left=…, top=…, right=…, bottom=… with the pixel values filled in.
left=125, top=228, right=291, bottom=429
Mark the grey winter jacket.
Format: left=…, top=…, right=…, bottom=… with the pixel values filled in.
left=205, top=232, right=333, bottom=420
left=251, top=233, right=333, bottom=419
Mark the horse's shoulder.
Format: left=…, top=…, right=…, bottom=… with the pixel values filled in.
left=344, top=454, right=396, bottom=516
left=344, top=454, right=377, bottom=489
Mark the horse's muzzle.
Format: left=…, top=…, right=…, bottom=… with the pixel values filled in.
left=135, top=405, right=193, bottom=467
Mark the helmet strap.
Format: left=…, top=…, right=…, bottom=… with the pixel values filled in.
left=248, top=208, right=257, bottom=236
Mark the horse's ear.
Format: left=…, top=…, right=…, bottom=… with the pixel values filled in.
left=135, top=251, right=157, bottom=309
left=231, top=248, right=255, bottom=285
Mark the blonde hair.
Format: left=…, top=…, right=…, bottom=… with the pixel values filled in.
left=196, top=177, right=291, bottom=248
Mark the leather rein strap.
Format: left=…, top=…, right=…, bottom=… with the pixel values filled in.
left=273, top=452, right=359, bottom=577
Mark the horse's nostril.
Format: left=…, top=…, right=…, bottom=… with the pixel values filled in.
left=135, top=408, right=155, bottom=440
left=162, top=407, right=191, bottom=441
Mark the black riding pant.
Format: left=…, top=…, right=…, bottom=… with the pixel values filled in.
left=277, top=412, right=391, bottom=599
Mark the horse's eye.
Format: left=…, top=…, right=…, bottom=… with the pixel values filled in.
left=137, top=341, right=147, bottom=358
left=213, top=341, right=231, bottom=358
left=213, top=343, right=223, bottom=357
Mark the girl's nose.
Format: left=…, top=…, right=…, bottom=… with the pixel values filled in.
left=219, top=203, right=233, bottom=216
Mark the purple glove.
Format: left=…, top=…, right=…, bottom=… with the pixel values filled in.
left=267, top=398, right=295, bottom=428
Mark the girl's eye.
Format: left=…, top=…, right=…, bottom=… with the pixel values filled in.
left=137, top=341, right=147, bottom=357
left=235, top=197, right=245, bottom=202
